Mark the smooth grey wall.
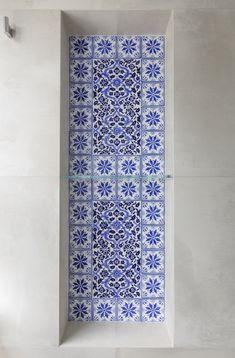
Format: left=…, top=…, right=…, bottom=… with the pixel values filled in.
left=174, top=9, right=235, bottom=348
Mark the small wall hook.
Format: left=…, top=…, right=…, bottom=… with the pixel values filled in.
left=4, top=16, right=14, bottom=38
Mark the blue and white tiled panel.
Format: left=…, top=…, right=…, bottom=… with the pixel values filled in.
left=69, top=35, right=165, bottom=322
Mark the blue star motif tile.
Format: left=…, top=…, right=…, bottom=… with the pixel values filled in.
left=142, top=106, right=165, bottom=131
left=70, top=36, right=92, bottom=59
left=69, top=155, right=91, bottom=177
left=142, top=35, right=165, bottom=59
left=142, top=59, right=164, bottom=82
left=117, top=36, right=141, bottom=58
left=142, top=250, right=164, bottom=274
left=70, top=225, right=91, bottom=250
left=142, top=82, right=164, bottom=106
left=142, top=178, right=164, bottom=201
left=69, top=274, right=92, bottom=298
left=93, top=299, right=116, bottom=321
left=93, top=155, right=116, bottom=177
left=69, top=35, right=165, bottom=322
left=70, top=59, right=92, bottom=83
left=93, top=178, right=116, bottom=200
left=142, top=274, right=164, bottom=298
left=142, top=225, right=164, bottom=250
left=70, top=84, right=93, bottom=106
left=70, top=250, right=92, bottom=274
left=118, top=299, right=141, bottom=321
left=69, top=298, right=92, bottom=321
left=70, top=131, right=91, bottom=155
left=142, top=298, right=165, bottom=322
left=94, top=36, right=116, bottom=58
left=69, top=107, right=92, bottom=131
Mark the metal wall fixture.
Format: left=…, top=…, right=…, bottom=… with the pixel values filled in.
left=4, top=16, right=14, bottom=38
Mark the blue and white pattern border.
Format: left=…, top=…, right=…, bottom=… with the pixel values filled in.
left=69, top=35, right=165, bottom=322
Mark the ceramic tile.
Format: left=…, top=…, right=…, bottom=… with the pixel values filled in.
left=69, top=35, right=165, bottom=322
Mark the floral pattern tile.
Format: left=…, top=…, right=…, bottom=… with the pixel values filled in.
left=69, top=35, right=165, bottom=322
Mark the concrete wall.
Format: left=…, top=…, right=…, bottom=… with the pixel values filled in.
left=0, top=1, right=235, bottom=357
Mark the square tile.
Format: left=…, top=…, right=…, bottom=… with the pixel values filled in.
left=70, top=59, right=92, bottom=83
left=70, top=107, right=92, bottom=131
left=93, top=299, right=116, bottom=321
left=94, top=36, right=116, bottom=58
left=142, top=201, right=165, bottom=225
left=141, top=298, right=165, bottom=322
left=142, top=178, right=164, bottom=201
left=142, top=82, right=164, bottom=106
left=118, top=177, right=140, bottom=200
left=69, top=155, right=91, bottom=177
left=117, top=299, right=141, bottom=321
left=70, top=36, right=92, bottom=59
left=93, top=178, right=116, bottom=200
left=69, top=298, right=92, bottom=321
left=70, top=225, right=91, bottom=250
left=142, top=35, right=165, bottom=59
left=118, top=156, right=140, bottom=176
left=142, top=274, right=164, bottom=298
left=69, top=202, right=92, bottom=225
left=117, top=36, right=141, bottom=58
left=142, top=106, right=165, bottom=131
left=142, top=59, right=164, bottom=82
left=70, top=131, right=91, bottom=155
left=142, top=225, right=164, bottom=249
left=70, top=84, right=93, bottom=106
left=142, top=250, right=164, bottom=274
left=69, top=274, right=92, bottom=298
left=142, top=154, right=164, bottom=177
left=69, top=179, right=91, bottom=200
left=142, top=131, right=164, bottom=155
left=93, top=155, right=116, bottom=177
left=70, top=250, right=92, bottom=274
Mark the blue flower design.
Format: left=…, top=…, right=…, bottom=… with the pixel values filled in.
left=146, top=87, right=161, bottom=102
left=146, top=111, right=161, bottom=126
left=97, top=39, right=112, bottom=54
left=73, top=87, right=88, bottom=102
left=97, top=159, right=112, bottom=175
left=73, top=253, right=88, bottom=270
left=73, top=228, right=88, bottom=246
left=121, top=159, right=136, bottom=175
left=145, top=135, right=160, bottom=151
left=146, top=63, right=161, bottom=78
left=146, top=182, right=161, bottom=197
left=121, top=182, right=136, bottom=197
left=73, top=134, right=88, bottom=151
left=145, top=302, right=161, bottom=318
left=97, top=303, right=112, bottom=318
left=73, top=302, right=88, bottom=319
left=73, top=110, right=89, bottom=127
left=146, top=205, right=161, bottom=221
left=146, top=278, right=161, bottom=294
left=73, top=278, right=88, bottom=295
left=74, top=63, right=89, bottom=79
left=122, top=39, right=136, bottom=54
left=146, top=229, right=161, bottom=245
left=73, top=38, right=89, bottom=55
left=146, top=39, right=161, bottom=54
left=145, top=159, right=160, bottom=174
left=72, top=158, right=88, bottom=175
left=121, top=302, right=136, bottom=318
left=146, top=254, right=161, bottom=270
left=73, top=205, right=88, bottom=220
left=72, top=181, right=88, bottom=197
left=97, top=182, right=112, bottom=197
